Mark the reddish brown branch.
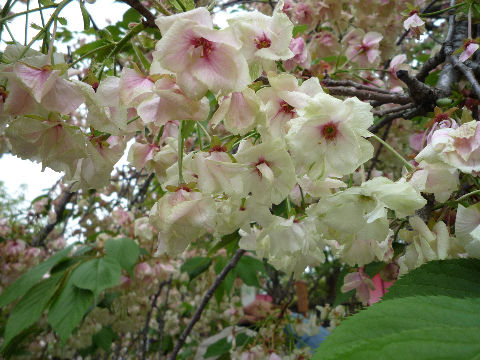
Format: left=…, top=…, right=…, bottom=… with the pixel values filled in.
left=168, top=249, right=245, bottom=360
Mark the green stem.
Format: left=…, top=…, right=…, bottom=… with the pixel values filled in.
left=4, top=23, right=15, bottom=42
left=196, top=121, right=211, bottom=144
left=434, top=189, right=480, bottom=210
left=24, top=0, right=30, bottom=46
left=17, top=0, right=73, bottom=60
left=298, top=185, right=306, bottom=210
left=96, top=22, right=145, bottom=79
left=68, top=43, right=112, bottom=68
left=370, top=134, right=413, bottom=171
left=178, top=120, right=185, bottom=184
left=422, top=2, right=464, bottom=17
left=286, top=197, right=292, bottom=217
left=127, top=115, right=140, bottom=125
left=196, top=123, right=203, bottom=150
left=153, top=0, right=171, bottom=16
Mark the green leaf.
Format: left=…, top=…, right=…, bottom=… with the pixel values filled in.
left=104, top=238, right=140, bottom=277
left=166, top=0, right=186, bottom=11
left=181, top=257, right=212, bottom=281
left=236, top=333, right=253, bottom=348
left=314, top=259, right=480, bottom=360
left=293, top=24, right=308, bottom=37
left=313, top=296, right=480, bottom=360
left=57, top=16, right=67, bottom=26
left=383, top=259, right=480, bottom=300
left=71, top=257, right=122, bottom=299
left=48, top=274, right=94, bottom=342
left=1, top=273, right=62, bottom=351
left=183, top=0, right=195, bottom=10
left=74, top=39, right=110, bottom=56
left=39, top=0, right=55, bottom=5
left=204, top=337, right=232, bottom=358
left=364, top=261, right=385, bottom=277
left=92, top=326, right=118, bottom=352
left=208, top=231, right=240, bottom=256
left=30, top=23, right=43, bottom=31
left=0, top=245, right=73, bottom=308
left=98, top=29, right=115, bottom=43
left=235, top=256, right=263, bottom=287
left=79, top=1, right=90, bottom=30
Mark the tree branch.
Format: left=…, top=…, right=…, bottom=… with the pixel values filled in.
left=322, top=78, right=394, bottom=95
left=168, top=249, right=245, bottom=360
left=452, top=56, right=480, bottom=98
left=141, top=279, right=171, bottom=360
left=416, top=46, right=446, bottom=82
left=118, top=0, right=158, bottom=27
left=324, top=86, right=412, bottom=105
left=368, top=106, right=422, bottom=134
left=33, top=185, right=75, bottom=246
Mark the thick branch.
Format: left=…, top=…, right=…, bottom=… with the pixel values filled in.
left=396, top=70, right=439, bottom=110
left=168, top=249, right=246, bottom=360
left=451, top=56, right=480, bottom=98
left=373, top=103, right=416, bottom=117
left=325, top=86, right=412, bottom=105
left=322, top=78, right=394, bottom=95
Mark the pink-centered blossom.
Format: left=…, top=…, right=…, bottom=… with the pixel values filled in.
left=154, top=8, right=250, bottom=99
left=344, top=29, right=383, bottom=67
left=403, top=11, right=425, bottom=38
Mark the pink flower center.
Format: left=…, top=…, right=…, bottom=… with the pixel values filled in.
left=209, top=144, right=227, bottom=153
left=254, top=157, right=272, bottom=178
left=279, top=100, right=295, bottom=115
left=254, top=33, right=272, bottom=49
left=320, top=121, right=339, bottom=141
left=191, top=37, right=215, bottom=58
left=0, top=86, right=7, bottom=103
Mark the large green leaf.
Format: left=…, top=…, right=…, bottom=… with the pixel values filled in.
left=181, top=257, right=212, bottom=281
left=48, top=274, right=94, bottom=342
left=313, top=296, right=480, bottom=360
left=104, top=237, right=140, bottom=277
left=1, top=273, right=62, bottom=351
left=71, top=257, right=122, bottom=299
left=0, top=245, right=73, bottom=308
left=235, top=256, right=264, bottom=287
left=383, top=259, right=480, bottom=300
left=313, top=259, right=480, bottom=360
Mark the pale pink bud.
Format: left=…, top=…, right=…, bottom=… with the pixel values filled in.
left=6, top=240, right=26, bottom=256
left=459, top=42, right=479, bottom=62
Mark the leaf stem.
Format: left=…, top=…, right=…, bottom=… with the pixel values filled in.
left=178, top=120, right=185, bottom=184
left=370, top=133, right=413, bottom=172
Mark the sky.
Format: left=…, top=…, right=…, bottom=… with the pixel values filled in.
left=0, top=0, right=234, bottom=203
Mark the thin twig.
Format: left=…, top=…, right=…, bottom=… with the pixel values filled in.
left=168, top=249, right=246, bottom=360
left=368, top=106, right=422, bottom=134
left=141, top=280, right=170, bottom=360
left=373, top=103, right=415, bottom=117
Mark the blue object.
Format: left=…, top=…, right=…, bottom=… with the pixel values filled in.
left=285, top=313, right=330, bottom=349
